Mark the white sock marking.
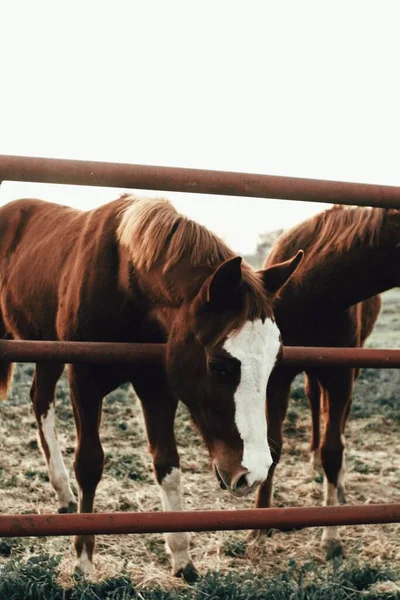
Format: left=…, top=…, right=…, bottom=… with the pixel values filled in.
left=41, top=405, right=76, bottom=509
left=224, top=318, right=280, bottom=486
left=77, top=548, right=94, bottom=576
left=322, top=479, right=340, bottom=545
left=159, top=468, right=191, bottom=574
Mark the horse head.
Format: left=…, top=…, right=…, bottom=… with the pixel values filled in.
left=166, top=250, right=303, bottom=497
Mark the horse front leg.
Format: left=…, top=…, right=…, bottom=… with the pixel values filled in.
left=248, top=367, right=296, bottom=541
left=30, top=363, right=77, bottom=513
left=69, top=364, right=107, bottom=576
left=133, top=368, right=198, bottom=583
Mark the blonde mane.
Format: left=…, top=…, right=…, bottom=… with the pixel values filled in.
left=117, top=195, right=233, bottom=272
left=268, top=205, right=386, bottom=268
left=117, top=195, right=271, bottom=332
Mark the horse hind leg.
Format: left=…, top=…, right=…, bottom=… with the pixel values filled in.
left=0, top=358, right=13, bottom=399
left=323, top=390, right=349, bottom=507
left=0, top=314, right=14, bottom=399
left=31, top=363, right=77, bottom=513
left=337, top=402, right=352, bottom=505
left=305, top=373, right=322, bottom=471
left=318, top=368, right=354, bottom=559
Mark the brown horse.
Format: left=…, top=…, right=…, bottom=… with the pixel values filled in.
left=252, top=205, right=400, bottom=558
left=0, top=195, right=302, bottom=580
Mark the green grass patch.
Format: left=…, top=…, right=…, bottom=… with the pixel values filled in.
left=352, top=368, right=400, bottom=421
left=1, top=555, right=399, bottom=599
left=222, top=537, right=247, bottom=558
left=104, top=452, right=152, bottom=483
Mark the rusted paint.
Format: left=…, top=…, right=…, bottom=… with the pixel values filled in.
left=1, top=504, right=399, bottom=538
left=1, top=154, right=400, bottom=208
left=1, top=340, right=400, bottom=368
left=0, top=157, right=398, bottom=545
left=0, top=340, right=165, bottom=365
left=282, top=346, right=400, bottom=368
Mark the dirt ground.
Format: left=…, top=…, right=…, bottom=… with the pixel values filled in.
left=0, top=364, right=399, bottom=590
left=1, top=290, right=400, bottom=590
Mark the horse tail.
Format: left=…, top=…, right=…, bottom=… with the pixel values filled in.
left=0, top=310, right=13, bottom=400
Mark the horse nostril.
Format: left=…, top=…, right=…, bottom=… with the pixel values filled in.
left=234, top=474, right=248, bottom=491
left=214, top=466, right=227, bottom=490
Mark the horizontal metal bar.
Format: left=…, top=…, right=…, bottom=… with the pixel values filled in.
left=282, top=346, right=400, bottom=368
left=1, top=504, right=399, bottom=538
left=1, top=155, right=400, bottom=208
left=0, top=340, right=165, bottom=365
left=1, top=340, right=400, bottom=368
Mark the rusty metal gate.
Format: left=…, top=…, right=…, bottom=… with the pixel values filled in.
left=0, top=154, right=399, bottom=537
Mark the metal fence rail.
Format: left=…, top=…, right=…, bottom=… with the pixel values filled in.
left=0, top=155, right=399, bottom=538
left=1, top=504, right=400, bottom=538
left=1, top=339, right=400, bottom=369
left=2, top=154, right=400, bottom=208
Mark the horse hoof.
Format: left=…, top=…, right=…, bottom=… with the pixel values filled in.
left=323, top=539, right=344, bottom=560
left=337, top=486, right=346, bottom=505
left=58, top=501, right=78, bottom=514
left=74, top=555, right=95, bottom=577
left=74, top=561, right=95, bottom=578
left=174, top=561, right=199, bottom=583
left=310, top=449, right=322, bottom=471
left=246, top=528, right=271, bottom=543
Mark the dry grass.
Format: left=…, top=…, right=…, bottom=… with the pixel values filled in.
left=0, top=366, right=399, bottom=591
left=1, top=290, right=400, bottom=591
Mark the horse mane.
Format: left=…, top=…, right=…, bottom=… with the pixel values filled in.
left=268, top=205, right=386, bottom=267
left=117, top=195, right=271, bottom=332
left=117, top=195, right=234, bottom=272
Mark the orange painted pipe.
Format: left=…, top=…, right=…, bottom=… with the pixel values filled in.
left=1, top=504, right=399, bottom=538
left=0, top=340, right=165, bottom=365
left=1, top=154, right=400, bottom=208
left=282, top=346, right=400, bottom=368
left=1, top=340, right=400, bottom=368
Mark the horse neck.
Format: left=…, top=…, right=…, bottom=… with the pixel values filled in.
left=280, top=225, right=400, bottom=314
left=121, top=251, right=212, bottom=330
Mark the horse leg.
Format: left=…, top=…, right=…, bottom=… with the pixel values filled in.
left=133, top=368, right=198, bottom=583
left=336, top=367, right=360, bottom=501
left=337, top=393, right=353, bottom=505
left=305, top=373, right=322, bottom=470
left=69, top=364, right=106, bottom=576
left=248, top=367, right=297, bottom=541
left=30, top=363, right=77, bottom=513
left=318, top=368, right=354, bottom=559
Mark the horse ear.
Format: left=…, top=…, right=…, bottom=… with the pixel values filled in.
left=206, top=256, right=243, bottom=305
left=259, top=250, right=304, bottom=296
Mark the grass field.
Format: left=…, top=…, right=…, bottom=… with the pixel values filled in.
left=0, top=290, right=399, bottom=599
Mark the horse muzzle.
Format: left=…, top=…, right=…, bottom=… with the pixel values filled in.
left=213, top=463, right=260, bottom=498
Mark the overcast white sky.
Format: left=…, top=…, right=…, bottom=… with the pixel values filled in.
left=1, top=1, right=399, bottom=254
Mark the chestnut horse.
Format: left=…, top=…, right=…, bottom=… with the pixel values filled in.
left=253, top=205, right=400, bottom=558
left=0, top=195, right=302, bottom=580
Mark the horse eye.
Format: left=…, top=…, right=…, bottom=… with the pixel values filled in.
left=209, top=362, right=228, bottom=377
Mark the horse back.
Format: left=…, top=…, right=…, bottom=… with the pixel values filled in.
left=0, top=198, right=142, bottom=343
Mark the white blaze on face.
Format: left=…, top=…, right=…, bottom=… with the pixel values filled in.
left=223, top=318, right=280, bottom=486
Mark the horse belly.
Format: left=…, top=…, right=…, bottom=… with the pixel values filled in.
left=1, top=263, right=59, bottom=341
